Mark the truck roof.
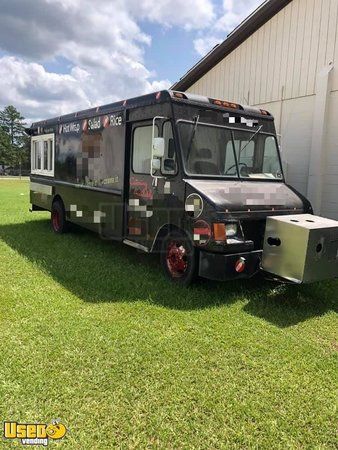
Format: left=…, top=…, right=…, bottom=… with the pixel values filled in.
left=30, top=90, right=272, bottom=130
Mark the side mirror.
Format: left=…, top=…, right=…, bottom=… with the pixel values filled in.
left=151, top=159, right=161, bottom=171
left=152, top=137, right=165, bottom=158
left=168, top=138, right=175, bottom=158
left=164, top=159, right=176, bottom=173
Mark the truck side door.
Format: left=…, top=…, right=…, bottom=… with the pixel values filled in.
left=126, top=119, right=179, bottom=249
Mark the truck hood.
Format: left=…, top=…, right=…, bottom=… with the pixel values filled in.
left=185, top=179, right=304, bottom=213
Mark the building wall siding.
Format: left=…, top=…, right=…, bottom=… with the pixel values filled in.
left=188, top=0, right=338, bottom=219
left=190, top=0, right=337, bottom=103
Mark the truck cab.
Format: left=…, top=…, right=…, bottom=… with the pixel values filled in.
left=125, top=91, right=312, bottom=283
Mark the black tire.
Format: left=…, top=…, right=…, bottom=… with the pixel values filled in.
left=51, top=200, right=68, bottom=234
left=160, top=230, right=198, bottom=285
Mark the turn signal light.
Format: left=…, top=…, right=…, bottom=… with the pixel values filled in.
left=213, top=223, right=238, bottom=241
left=213, top=223, right=227, bottom=241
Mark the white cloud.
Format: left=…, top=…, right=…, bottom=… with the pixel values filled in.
left=0, top=57, right=90, bottom=119
left=194, top=0, right=264, bottom=56
left=0, top=0, right=265, bottom=121
left=126, top=0, right=215, bottom=30
left=0, top=0, right=214, bottom=122
left=0, top=55, right=172, bottom=123
left=216, top=0, right=264, bottom=32
left=194, top=36, right=222, bottom=58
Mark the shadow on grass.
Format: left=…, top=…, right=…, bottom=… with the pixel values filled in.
left=0, top=217, right=337, bottom=327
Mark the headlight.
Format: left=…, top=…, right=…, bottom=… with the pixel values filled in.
left=225, top=223, right=238, bottom=237
left=212, top=222, right=238, bottom=241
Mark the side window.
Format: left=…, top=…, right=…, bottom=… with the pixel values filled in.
left=47, top=140, right=53, bottom=171
left=43, top=141, right=48, bottom=170
left=31, top=134, right=54, bottom=176
left=263, top=136, right=280, bottom=173
left=161, top=121, right=177, bottom=175
left=35, top=141, right=41, bottom=170
left=132, top=125, right=158, bottom=174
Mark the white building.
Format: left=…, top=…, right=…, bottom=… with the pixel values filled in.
left=173, top=0, right=338, bottom=220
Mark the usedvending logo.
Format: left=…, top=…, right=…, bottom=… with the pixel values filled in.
left=3, top=419, right=67, bottom=446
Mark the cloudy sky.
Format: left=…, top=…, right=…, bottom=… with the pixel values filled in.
left=0, top=0, right=263, bottom=123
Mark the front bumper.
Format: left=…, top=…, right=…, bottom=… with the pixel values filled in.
left=198, top=249, right=262, bottom=281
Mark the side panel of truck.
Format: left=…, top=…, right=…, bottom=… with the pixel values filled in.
left=30, top=110, right=127, bottom=239
left=54, top=111, right=126, bottom=239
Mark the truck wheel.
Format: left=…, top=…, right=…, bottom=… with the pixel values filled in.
left=51, top=200, right=68, bottom=234
left=160, top=231, right=198, bottom=285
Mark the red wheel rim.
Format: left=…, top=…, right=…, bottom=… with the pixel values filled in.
left=166, top=241, right=188, bottom=278
left=52, top=210, right=61, bottom=232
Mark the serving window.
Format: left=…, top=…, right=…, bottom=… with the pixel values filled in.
left=31, top=133, right=54, bottom=176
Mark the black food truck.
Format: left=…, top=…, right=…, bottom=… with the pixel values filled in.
left=29, top=90, right=334, bottom=285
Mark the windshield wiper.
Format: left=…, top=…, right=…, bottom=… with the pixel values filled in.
left=186, top=115, right=200, bottom=160
left=239, top=125, right=263, bottom=155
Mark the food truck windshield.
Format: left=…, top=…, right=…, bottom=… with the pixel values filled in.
left=177, top=119, right=283, bottom=181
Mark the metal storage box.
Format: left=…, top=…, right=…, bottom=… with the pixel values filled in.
left=262, top=214, right=338, bottom=283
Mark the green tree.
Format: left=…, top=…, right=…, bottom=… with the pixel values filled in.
left=0, top=126, right=11, bottom=170
left=0, top=105, right=29, bottom=175
left=0, top=105, right=26, bottom=146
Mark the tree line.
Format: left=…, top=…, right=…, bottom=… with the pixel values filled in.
left=0, top=105, right=30, bottom=176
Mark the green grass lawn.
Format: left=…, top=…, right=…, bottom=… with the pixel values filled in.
left=0, top=179, right=337, bottom=449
